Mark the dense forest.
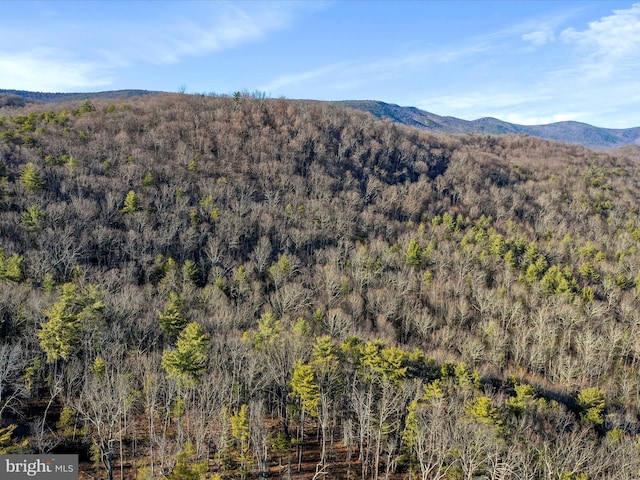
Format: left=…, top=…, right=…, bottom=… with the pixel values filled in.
left=1, top=93, right=640, bottom=479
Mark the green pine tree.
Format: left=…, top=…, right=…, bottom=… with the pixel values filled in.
left=167, top=442, right=208, bottom=480
left=577, top=387, right=606, bottom=426
left=159, top=292, right=188, bottom=341
left=290, top=360, right=320, bottom=417
left=20, top=162, right=43, bottom=192
left=37, top=283, right=104, bottom=363
left=21, top=204, right=46, bottom=232
left=0, top=424, right=27, bottom=454
left=162, top=322, right=210, bottom=385
left=405, top=238, right=422, bottom=266
left=142, top=170, right=154, bottom=187
left=229, top=404, right=252, bottom=479
left=0, top=248, right=23, bottom=282
left=120, top=190, right=139, bottom=214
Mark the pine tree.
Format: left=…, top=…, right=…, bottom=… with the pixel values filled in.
left=0, top=424, right=27, bottom=454
left=230, top=404, right=252, bottom=479
left=120, top=190, right=139, bottom=214
left=37, top=283, right=104, bottom=363
left=20, top=162, right=43, bottom=192
left=290, top=360, right=320, bottom=417
left=577, top=387, right=606, bottom=427
left=21, top=204, right=45, bottom=232
left=405, top=238, right=422, bottom=266
left=167, top=442, right=208, bottom=480
left=142, top=170, right=154, bottom=187
left=76, top=100, right=96, bottom=116
left=0, top=248, right=23, bottom=282
left=161, top=322, right=210, bottom=385
left=159, top=292, right=188, bottom=341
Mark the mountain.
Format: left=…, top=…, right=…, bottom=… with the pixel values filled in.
left=333, top=100, right=640, bottom=150
left=0, top=88, right=160, bottom=103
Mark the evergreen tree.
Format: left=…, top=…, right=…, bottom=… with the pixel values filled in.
left=290, top=360, right=320, bottom=417
left=230, top=404, right=252, bottom=479
left=120, top=190, right=139, bottom=214
left=167, top=442, right=208, bottom=480
left=0, top=424, right=27, bottom=454
left=21, top=204, right=45, bottom=232
left=577, top=387, right=606, bottom=427
left=20, top=162, right=43, bottom=192
left=161, top=322, right=210, bottom=385
left=159, top=291, right=188, bottom=341
left=37, top=283, right=104, bottom=363
left=0, top=249, right=23, bottom=282
left=405, top=238, right=423, bottom=266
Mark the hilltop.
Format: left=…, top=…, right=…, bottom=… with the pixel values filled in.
left=3, top=89, right=639, bottom=150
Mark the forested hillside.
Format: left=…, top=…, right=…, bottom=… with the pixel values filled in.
left=1, top=93, right=640, bottom=479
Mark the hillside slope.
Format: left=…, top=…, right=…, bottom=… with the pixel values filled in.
left=1, top=94, right=640, bottom=478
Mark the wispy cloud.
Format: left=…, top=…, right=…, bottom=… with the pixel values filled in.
left=421, top=92, right=553, bottom=112
left=558, top=2, right=640, bottom=82
left=417, top=89, right=594, bottom=126
left=503, top=112, right=590, bottom=126
left=561, top=3, right=640, bottom=58
left=416, top=90, right=571, bottom=124
left=482, top=6, right=578, bottom=47
left=126, top=3, right=304, bottom=65
left=0, top=49, right=112, bottom=91
left=0, top=1, right=321, bottom=91
left=522, top=26, right=555, bottom=46
left=413, top=4, right=640, bottom=127
left=260, top=40, right=492, bottom=98
left=260, top=63, right=346, bottom=92
left=280, top=9, right=573, bottom=99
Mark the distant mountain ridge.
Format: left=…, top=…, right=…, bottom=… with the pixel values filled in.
left=2, top=89, right=638, bottom=150
left=332, top=100, right=640, bottom=150
left=0, top=88, right=160, bottom=103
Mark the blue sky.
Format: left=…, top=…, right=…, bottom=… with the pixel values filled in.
left=1, top=1, right=639, bottom=128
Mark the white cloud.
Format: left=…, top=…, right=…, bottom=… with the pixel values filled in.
left=259, top=63, right=346, bottom=92
left=503, top=112, right=589, bottom=126
left=561, top=3, right=640, bottom=58
left=420, top=92, right=552, bottom=113
left=131, top=3, right=299, bottom=65
left=522, top=26, right=555, bottom=46
left=260, top=41, right=492, bottom=97
left=414, top=90, right=595, bottom=126
left=0, top=1, right=319, bottom=91
left=558, top=2, right=640, bottom=84
left=417, top=4, right=640, bottom=128
left=0, top=49, right=112, bottom=91
left=311, top=3, right=640, bottom=128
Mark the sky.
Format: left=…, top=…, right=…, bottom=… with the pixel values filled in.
left=1, top=1, right=639, bottom=128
